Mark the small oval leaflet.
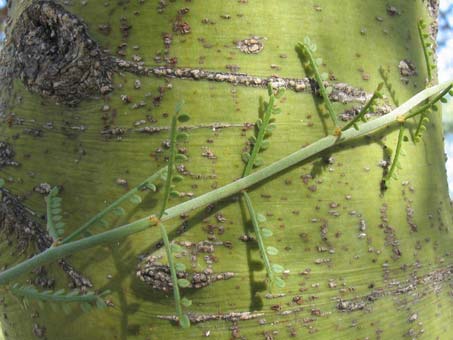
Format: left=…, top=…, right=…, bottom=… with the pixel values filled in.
left=145, top=182, right=157, bottom=192
left=257, top=213, right=267, bottom=223
left=176, top=132, right=189, bottom=142
left=242, top=152, right=251, bottom=163
left=171, top=244, right=183, bottom=253
left=261, top=228, right=273, bottom=238
left=80, top=302, right=92, bottom=313
left=53, top=289, right=65, bottom=296
left=274, top=277, right=286, bottom=288
left=179, top=314, right=191, bottom=328
left=177, top=279, right=191, bottom=288
left=175, top=262, right=186, bottom=272
left=175, top=154, right=188, bottom=161
left=266, top=123, right=277, bottom=132
left=96, top=298, right=107, bottom=309
left=52, top=215, right=63, bottom=222
left=178, top=113, right=191, bottom=123
left=172, top=175, right=184, bottom=183
left=181, top=297, right=192, bottom=307
left=253, top=157, right=264, bottom=167
left=272, top=107, right=282, bottom=115
left=260, top=140, right=270, bottom=150
left=129, top=194, right=142, bottom=204
left=170, top=190, right=180, bottom=198
left=98, top=219, right=109, bottom=227
left=112, top=207, right=126, bottom=216
left=271, top=264, right=284, bottom=273
left=62, top=303, right=72, bottom=315
left=266, top=246, right=279, bottom=256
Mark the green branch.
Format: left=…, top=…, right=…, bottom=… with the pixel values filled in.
left=297, top=38, right=337, bottom=128
left=0, top=81, right=450, bottom=287
left=242, top=87, right=276, bottom=176
left=243, top=192, right=285, bottom=290
left=243, top=192, right=274, bottom=282
left=158, top=221, right=190, bottom=328
left=241, top=85, right=285, bottom=290
left=405, top=85, right=452, bottom=120
left=62, top=168, right=164, bottom=243
left=417, top=19, right=435, bottom=83
left=342, top=83, right=383, bottom=131
left=159, top=115, right=178, bottom=218
left=157, top=107, right=191, bottom=328
left=46, top=187, right=64, bottom=243
left=384, top=122, right=405, bottom=182
left=10, top=284, right=110, bottom=312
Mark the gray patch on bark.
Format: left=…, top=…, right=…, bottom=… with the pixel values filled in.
left=0, top=141, right=20, bottom=168
left=421, top=0, right=439, bottom=73
left=157, top=311, right=264, bottom=324
left=424, top=0, right=439, bottom=18
left=8, top=1, right=114, bottom=105
left=116, top=60, right=373, bottom=105
left=136, top=256, right=235, bottom=292
left=339, top=103, right=392, bottom=122
left=0, top=188, right=92, bottom=288
left=336, top=265, right=453, bottom=312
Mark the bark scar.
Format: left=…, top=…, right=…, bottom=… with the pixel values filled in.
left=0, top=188, right=92, bottom=288
left=9, top=1, right=114, bottom=105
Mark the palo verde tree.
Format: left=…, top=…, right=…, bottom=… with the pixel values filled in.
left=0, top=0, right=452, bottom=339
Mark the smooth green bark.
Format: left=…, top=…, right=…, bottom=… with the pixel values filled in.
left=0, top=1, right=452, bottom=339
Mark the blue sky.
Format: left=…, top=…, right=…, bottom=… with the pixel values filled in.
left=439, top=0, right=453, bottom=82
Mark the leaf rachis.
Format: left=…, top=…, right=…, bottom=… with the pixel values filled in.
left=297, top=38, right=337, bottom=129
left=342, top=83, right=383, bottom=131
left=385, top=123, right=405, bottom=182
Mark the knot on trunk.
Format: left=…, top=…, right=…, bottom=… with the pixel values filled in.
left=11, top=1, right=114, bottom=105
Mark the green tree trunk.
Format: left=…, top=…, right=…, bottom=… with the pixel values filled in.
left=0, top=0, right=452, bottom=339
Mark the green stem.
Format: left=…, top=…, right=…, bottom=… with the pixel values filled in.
left=297, top=42, right=337, bottom=127
left=243, top=94, right=275, bottom=177
left=62, top=167, right=165, bottom=243
left=159, top=115, right=178, bottom=218
left=242, top=192, right=274, bottom=286
left=158, top=222, right=185, bottom=325
left=0, top=81, right=450, bottom=286
left=405, top=85, right=452, bottom=119
left=418, top=20, right=432, bottom=83
left=414, top=110, right=428, bottom=142
left=157, top=114, right=188, bottom=327
left=385, top=123, right=405, bottom=182
left=46, top=187, right=60, bottom=242
left=10, top=286, right=102, bottom=303
left=342, top=83, right=382, bottom=131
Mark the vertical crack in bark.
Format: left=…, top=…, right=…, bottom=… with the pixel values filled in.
left=0, top=188, right=92, bottom=288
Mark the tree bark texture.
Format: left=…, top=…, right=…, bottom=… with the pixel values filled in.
left=0, top=0, right=452, bottom=339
